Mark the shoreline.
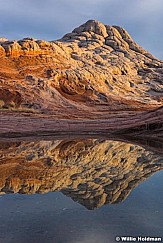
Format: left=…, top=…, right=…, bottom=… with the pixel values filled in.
left=0, top=107, right=162, bottom=137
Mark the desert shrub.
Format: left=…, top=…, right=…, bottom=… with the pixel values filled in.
left=0, top=100, right=4, bottom=107
left=9, top=101, right=16, bottom=108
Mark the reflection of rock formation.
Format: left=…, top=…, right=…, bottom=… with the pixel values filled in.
left=0, top=139, right=162, bottom=209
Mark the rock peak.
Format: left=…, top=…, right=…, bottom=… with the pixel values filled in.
left=0, top=37, right=8, bottom=43
left=61, top=19, right=158, bottom=60
left=72, top=19, right=108, bottom=37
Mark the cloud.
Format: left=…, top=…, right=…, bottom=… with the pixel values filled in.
left=0, top=0, right=162, bottom=58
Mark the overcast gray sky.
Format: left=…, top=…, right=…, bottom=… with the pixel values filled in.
left=0, top=0, right=162, bottom=59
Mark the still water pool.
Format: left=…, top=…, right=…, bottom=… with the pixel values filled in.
left=0, top=138, right=162, bottom=243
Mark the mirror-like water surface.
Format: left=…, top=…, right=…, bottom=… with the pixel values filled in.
left=0, top=138, right=162, bottom=243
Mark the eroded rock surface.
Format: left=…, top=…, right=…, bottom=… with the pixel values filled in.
left=0, top=20, right=163, bottom=116
left=0, top=139, right=162, bottom=209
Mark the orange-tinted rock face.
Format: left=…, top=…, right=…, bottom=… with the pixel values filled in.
left=0, top=45, right=5, bottom=57
left=0, top=20, right=162, bottom=137
left=0, top=20, right=162, bottom=115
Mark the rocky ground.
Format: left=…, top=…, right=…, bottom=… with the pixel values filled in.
left=0, top=20, right=163, bottom=136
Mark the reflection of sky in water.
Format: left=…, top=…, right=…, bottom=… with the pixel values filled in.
left=0, top=0, right=163, bottom=58
left=0, top=171, right=162, bottom=243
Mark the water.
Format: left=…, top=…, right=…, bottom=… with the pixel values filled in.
left=0, top=138, right=162, bottom=243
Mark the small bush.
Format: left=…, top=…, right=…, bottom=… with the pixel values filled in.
left=0, top=100, right=5, bottom=107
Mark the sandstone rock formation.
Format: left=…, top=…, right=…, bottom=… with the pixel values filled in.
left=0, top=139, right=162, bottom=209
left=0, top=20, right=162, bottom=135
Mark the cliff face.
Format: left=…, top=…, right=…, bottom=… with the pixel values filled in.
left=0, top=139, right=162, bottom=209
left=0, top=20, right=163, bottom=117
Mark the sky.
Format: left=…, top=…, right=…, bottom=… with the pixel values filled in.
left=0, top=0, right=163, bottom=59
